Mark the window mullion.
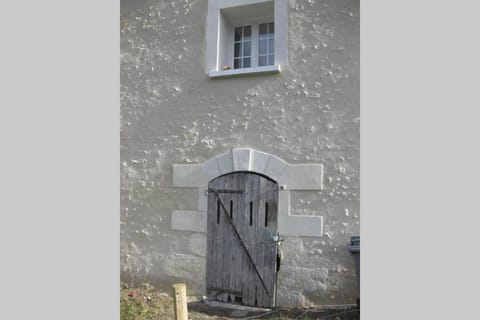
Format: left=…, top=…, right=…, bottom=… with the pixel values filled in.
left=229, top=26, right=234, bottom=69
left=241, top=26, right=245, bottom=68
left=252, top=24, right=258, bottom=68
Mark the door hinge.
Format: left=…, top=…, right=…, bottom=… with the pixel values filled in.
left=206, top=188, right=246, bottom=195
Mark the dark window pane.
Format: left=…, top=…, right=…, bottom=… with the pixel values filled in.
left=234, top=58, right=241, bottom=69
left=243, top=57, right=251, bottom=68
left=258, top=55, right=267, bottom=66
left=268, top=54, right=274, bottom=65
left=259, top=23, right=268, bottom=35
left=259, top=39, right=267, bottom=55
left=243, top=25, right=251, bottom=41
left=234, top=27, right=242, bottom=41
left=234, top=43, right=241, bottom=57
left=269, top=22, right=274, bottom=34
left=243, top=41, right=251, bottom=56
left=268, top=38, right=274, bottom=53
left=244, top=25, right=251, bottom=37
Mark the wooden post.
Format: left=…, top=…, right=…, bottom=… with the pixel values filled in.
left=172, top=283, right=188, bottom=320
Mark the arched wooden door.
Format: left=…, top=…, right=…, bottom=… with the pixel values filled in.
left=206, top=172, right=279, bottom=307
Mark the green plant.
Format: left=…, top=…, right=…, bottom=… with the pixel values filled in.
left=120, top=286, right=174, bottom=320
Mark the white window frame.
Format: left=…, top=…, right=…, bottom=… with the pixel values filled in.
left=205, top=0, right=288, bottom=78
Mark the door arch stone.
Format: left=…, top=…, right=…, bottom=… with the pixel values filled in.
left=172, top=148, right=324, bottom=237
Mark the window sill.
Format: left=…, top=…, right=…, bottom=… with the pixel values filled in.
left=208, top=65, right=281, bottom=79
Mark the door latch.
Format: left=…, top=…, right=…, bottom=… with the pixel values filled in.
left=273, top=232, right=284, bottom=244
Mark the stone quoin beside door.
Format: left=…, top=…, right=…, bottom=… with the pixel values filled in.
left=206, top=172, right=279, bottom=307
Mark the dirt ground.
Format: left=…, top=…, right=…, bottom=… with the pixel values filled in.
left=120, top=284, right=359, bottom=320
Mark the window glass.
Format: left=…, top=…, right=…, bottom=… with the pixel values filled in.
left=244, top=26, right=251, bottom=39
left=268, top=38, right=274, bottom=53
left=259, top=23, right=268, bottom=35
left=243, top=41, right=251, bottom=56
left=234, top=43, right=241, bottom=57
left=259, top=39, right=267, bottom=55
left=268, top=22, right=274, bottom=35
left=268, top=54, right=274, bottom=65
left=233, top=25, right=252, bottom=69
left=258, top=55, right=267, bottom=66
left=234, top=58, right=241, bottom=69
left=258, top=22, right=274, bottom=67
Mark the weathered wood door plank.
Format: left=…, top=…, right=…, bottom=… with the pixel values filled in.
left=206, top=172, right=278, bottom=307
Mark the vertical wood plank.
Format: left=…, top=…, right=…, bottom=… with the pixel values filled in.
left=218, top=175, right=226, bottom=302
left=173, top=283, right=188, bottom=320
left=256, top=176, right=267, bottom=306
left=246, top=173, right=256, bottom=306
left=264, top=179, right=278, bottom=306
left=231, top=173, right=242, bottom=301
left=206, top=180, right=216, bottom=297
left=236, top=172, right=247, bottom=303
left=242, top=173, right=251, bottom=306
left=213, top=177, right=223, bottom=298
left=223, top=173, right=233, bottom=301
left=252, top=173, right=261, bottom=306
left=218, top=176, right=227, bottom=301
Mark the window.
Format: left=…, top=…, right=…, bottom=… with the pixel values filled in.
left=232, top=22, right=274, bottom=70
left=206, top=0, right=288, bottom=78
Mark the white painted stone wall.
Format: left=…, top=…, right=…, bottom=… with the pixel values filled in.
left=121, top=0, right=359, bottom=306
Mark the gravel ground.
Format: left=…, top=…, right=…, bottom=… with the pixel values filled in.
left=120, top=284, right=359, bottom=320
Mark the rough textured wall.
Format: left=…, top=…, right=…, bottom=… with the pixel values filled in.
left=120, top=0, right=359, bottom=306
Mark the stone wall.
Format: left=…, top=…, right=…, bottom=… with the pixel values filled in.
left=120, top=0, right=359, bottom=306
